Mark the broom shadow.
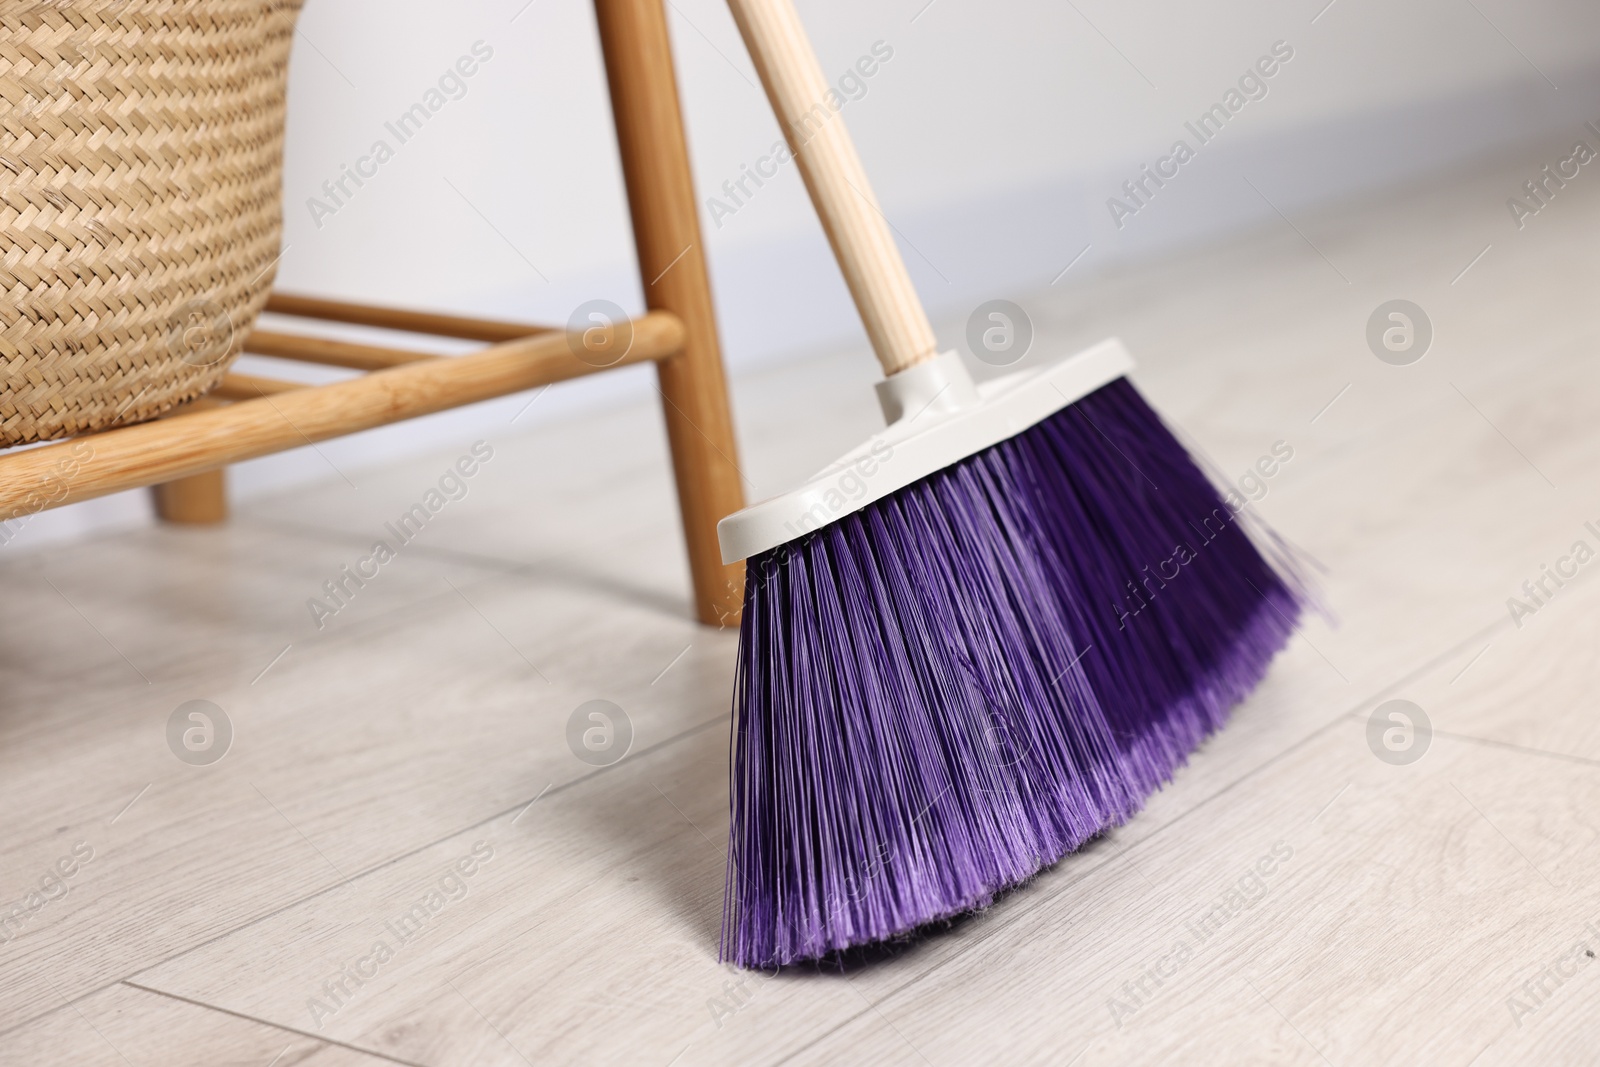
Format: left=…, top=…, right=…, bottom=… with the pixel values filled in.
left=547, top=676, right=735, bottom=956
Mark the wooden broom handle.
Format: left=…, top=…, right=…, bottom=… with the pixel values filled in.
left=726, top=0, right=939, bottom=376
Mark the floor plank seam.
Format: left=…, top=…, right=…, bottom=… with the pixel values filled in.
left=241, top=515, right=557, bottom=578
left=1338, top=720, right=1600, bottom=771
left=122, top=713, right=729, bottom=984
left=130, top=546, right=692, bottom=691
left=0, top=715, right=728, bottom=1044
left=119, top=981, right=432, bottom=1067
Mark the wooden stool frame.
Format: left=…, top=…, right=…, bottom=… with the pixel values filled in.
left=0, top=0, right=746, bottom=627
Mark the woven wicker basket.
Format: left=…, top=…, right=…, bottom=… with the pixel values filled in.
left=0, top=0, right=302, bottom=447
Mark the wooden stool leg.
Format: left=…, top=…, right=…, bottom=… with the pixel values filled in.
left=152, top=468, right=228, bottom=523
left=595, top=0, right=747, bottom=628
left=151, top=397, right=229, bottom=523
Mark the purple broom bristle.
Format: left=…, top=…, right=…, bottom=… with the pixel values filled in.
left=721, top=377, right=1306, bottom=969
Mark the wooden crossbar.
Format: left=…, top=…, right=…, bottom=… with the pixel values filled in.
left=243, top=330, right=442, bottom=371
left=211, top=373, right=307, bottom=400
left=0, top=312, right=683, bottom=519
left=264, top=292, right=556, bottom=344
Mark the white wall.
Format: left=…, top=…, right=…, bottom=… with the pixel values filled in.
left=270, top=0, right=1600, bottom=352
left=7, top=0, right=1600, bottom=549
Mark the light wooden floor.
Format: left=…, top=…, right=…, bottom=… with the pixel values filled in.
left=4, top=141, right=1600, bottom=1066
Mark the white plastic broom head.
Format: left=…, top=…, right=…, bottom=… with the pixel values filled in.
left=717, top=337, right=1135, bottom=563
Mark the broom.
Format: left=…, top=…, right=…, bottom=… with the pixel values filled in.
left=717, top=0, right=1306, bottom=969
